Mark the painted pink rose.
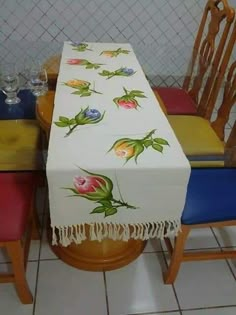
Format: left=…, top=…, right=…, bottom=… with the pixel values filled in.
left=73, top=175, right=113, bottom=201
left=74, top=176, right=105, bottom=193
left=67, top=59, right=83, bottom=65
left=117, top=99, right=138, bottom=109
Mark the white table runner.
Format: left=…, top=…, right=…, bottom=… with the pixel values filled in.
left=47, top=42, right=190, bottom=246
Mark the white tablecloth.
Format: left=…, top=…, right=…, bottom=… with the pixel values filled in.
left=47, top=42, right=190, bottom=246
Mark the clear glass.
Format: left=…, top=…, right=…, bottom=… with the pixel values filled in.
left=28, top=67, right=48, bottom=97
left=0, top=63, right=21, bottom=105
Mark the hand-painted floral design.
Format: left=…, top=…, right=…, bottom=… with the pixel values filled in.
left=67, top=59, right=103, bottom=69
left=70, top=42, right=92, bottom=52
left=100, top=48, right=130, bottom=57
left=113, top=88, right=146, bottom=109
left=109, top=129, right=169, bottom=163
left=64, top=79, right=102, bottom=97
left=99, top=67, right=135, bottom=80
left=54, top=107, right=105, bottom=137
left=64, top=169, right=137, bottom=217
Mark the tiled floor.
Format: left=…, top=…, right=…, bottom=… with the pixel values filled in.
left=1, top=204, right=236, bottom=315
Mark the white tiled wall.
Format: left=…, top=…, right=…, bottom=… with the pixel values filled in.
left=0, top=0, right=235, bottom=86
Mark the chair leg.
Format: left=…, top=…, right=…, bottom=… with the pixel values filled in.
left=6, top=241, right=33, bottom=304
left=164, top=225, right=190, bottom=284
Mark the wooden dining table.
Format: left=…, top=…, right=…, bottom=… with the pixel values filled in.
left=43, top=42, right=190, bottom=271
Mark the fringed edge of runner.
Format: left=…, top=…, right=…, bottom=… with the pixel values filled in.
left=51, top=220, right=181, bottom=247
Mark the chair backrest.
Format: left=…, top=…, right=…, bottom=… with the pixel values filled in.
left=199, top=19, right=236, bottom=118
left=183, top=0, right=235, bottom=109
left=211, top=60, right=236, bottom=140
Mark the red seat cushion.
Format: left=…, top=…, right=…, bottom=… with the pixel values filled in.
left=153, top=87, right=197, bottom=115
left=0, top=173, right=35, bottom=241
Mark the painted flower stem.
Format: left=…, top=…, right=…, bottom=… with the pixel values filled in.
left=141, top=129, right=156, bottom=141
left=90, top=89, right=102, bottom=94
left=111, top=198, right=137, bottom=209
left=65, top=124, right=80, bottom=137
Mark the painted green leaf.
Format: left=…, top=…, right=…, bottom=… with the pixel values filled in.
left=100, top=70, right=110, bottom=75
left=75, top=110, right=85, bottom=122
left=134, top=143, right=145, bottom=163
left=54, top=121, right=68, bottom=127
left=143, top=139, right=153, bottom=148
left=69, top=118, right=76, bottom=125
left=152, top=143, right=163, bottom=153
left=72, top=91, right=82, bottom=95
left=130, top=90, right=144, bottom=94
left=91, top=206, right=105, bottom=214
left=98, top=200, right=112, bottom=207
left=59, top=116, right=69, bottom=122
left=105, top=207, right=117, bottom=217
left=154, top=138, right=169, bottom=145
left=81, top=92, right=91, bottom=97
left=134, top=94, right=147, bottom=98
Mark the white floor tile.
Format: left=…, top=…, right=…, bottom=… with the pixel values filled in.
left=173, top=258, right=236, bottom=309
left=183, top=307, right=236, bottom=315
left=39, top=224, right=58, bottom=260
left=0, top=239, right=41, bottom=263
left=28, top=240, right=41, bottom=261
left=213, top=227, right=236, bottom=247
left=35, top=260, right=107, bottom=315
left=184, top=228, right=219, bottom=250
left=38, top=212, right=58, bottom=260
left=226, top=249, right=236, bottom=278
left=136, top=313, right=180, bottom=315
left=0, top=262, right=38, bottom=315
left=106, top=253, right=179, bottom=315
left=143, top=238, right=163, bottom=252
left=162, top=228, right=219, bottom=252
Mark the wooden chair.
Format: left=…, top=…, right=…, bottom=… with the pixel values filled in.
left=0, top=120, right=41, bottom=171
left=163, top=166, right=236, bottom=284
left=43, top=55, right=61, bottom=90
left=0, top=172, right=37, bottom=303
left=36, top=91, right=55, bottom=141
left=167, top=55, right=236, bottom=167
left=152, top=0, right=235, bottom=116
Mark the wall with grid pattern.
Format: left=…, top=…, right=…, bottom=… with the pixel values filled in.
left=0, top=0, right=235, bottom=86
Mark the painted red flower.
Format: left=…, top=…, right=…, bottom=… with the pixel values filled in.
left=67, top=59, right=83, bottom=65
left=73, top=175, right=112, bottom=200
left=117, top=99, right=138, bottom=109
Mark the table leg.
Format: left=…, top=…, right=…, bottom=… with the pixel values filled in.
left=47, top=223, right=146, bottom=271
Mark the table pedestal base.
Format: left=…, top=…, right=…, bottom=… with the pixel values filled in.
left=47, top=226, right=146, bottom=271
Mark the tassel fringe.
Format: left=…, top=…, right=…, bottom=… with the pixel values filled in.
left=51, top=220, right=181, bottom=247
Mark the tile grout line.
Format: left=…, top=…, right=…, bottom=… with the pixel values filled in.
left=32, top=186, right=48, bottom=315
left=180, top=304, right=236, bottom=312
left=103, top=271, right=110, bottom=315
left=212, top=229, right=236, bottom=281
left=127, top=309, right=182, bottom=314
left=211, top=228, right=236, bottom=281
left=159, top=241, right=183, bottom=314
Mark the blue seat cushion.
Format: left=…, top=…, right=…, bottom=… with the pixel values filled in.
left=0, top=90, right=36, bottom=120
left=181, top=168, right=236, bottom=225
